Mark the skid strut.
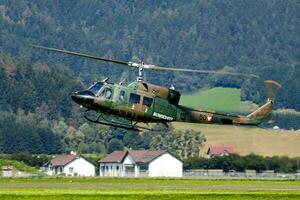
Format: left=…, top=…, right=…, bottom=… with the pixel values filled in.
left=83, top=111, right=155, bottom=131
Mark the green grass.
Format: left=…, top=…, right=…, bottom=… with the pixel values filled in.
left=1, top=177, right=300, bottom=186
left=0, top=178, right=300, bottom=200
left=0, top=159, right=42, bottom=175
left=179, top=87, right=242, bottom=112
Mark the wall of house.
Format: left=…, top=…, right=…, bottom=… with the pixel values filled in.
left=149, top=153, right=182, bottom=177
left=99, top=163, right=123, bottom=177
left=64, top=158, right=95, bottom=176
left=99, top=155, right=137, bottom=177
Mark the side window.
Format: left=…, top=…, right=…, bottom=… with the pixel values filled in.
left=129, top=93, right=140, bottom=104
left=100, top=88, right=112, bottom=99
left=143, top=97, right=153, bottom=107
left=105, top=88, right=113, bottom=99
left=119, top=90, right=125, bottom=101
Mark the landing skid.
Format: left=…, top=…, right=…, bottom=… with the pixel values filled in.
left=83, top=111, right=155, bottom=131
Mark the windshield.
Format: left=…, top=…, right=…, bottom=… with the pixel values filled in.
left=88, top=82, right=104, bottom=95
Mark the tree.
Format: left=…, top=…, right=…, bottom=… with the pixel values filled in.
left=107, top=138, right=124, bottom=153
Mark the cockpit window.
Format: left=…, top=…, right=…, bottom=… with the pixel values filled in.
left=88, top=82, right=103, bottom=95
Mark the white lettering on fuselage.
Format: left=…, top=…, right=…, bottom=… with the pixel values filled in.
left=153, top=112, right=174, bottom=121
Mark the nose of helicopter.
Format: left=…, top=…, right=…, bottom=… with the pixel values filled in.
left=70, top=90, right=95, bottom=106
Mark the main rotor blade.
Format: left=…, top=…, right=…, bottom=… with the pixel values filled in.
left=31, top=45, right=259, bottom=78
left=31, top=45, right=129, bottom=66
left=145, top=65, right=259, bottom=78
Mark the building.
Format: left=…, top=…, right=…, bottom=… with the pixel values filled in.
left=207, top=146, right=234, bottom=158
left=99, top=150, right=182, bottom=177
left=45, top=152, right=95, bottom=176
left=1, top=166, right=16, bottom=177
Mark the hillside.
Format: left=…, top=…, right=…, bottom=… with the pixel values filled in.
left=0, top=159, right=42, bottom=176
left=173, top=123, right=300, bottom=157
left=179, top=87, right=258, bottom=113
left=1, top=0, right=299, bottom=110
left=0, top=1, right=299, bottom=157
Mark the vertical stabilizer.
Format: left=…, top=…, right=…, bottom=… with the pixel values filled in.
left=247, top=80, right=281, bottom=120
left=265, top=80, right=282, bottom=102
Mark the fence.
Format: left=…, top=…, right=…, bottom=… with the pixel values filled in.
left=183, top=169, right=300, bottom=179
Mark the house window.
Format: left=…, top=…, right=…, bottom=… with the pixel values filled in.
left=139, top=164, right=148, bottom=171
left=69, top=167, right=74, bottom=173
left=116, top=166, right=119, bottom=171
left=129, top=93, right=140, bottom=104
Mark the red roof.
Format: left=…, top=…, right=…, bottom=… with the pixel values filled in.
left=99, top=151, right=127, bottom=163
left=207, top=146, right=234, bottom=155
left=99, top=150, right=167, bottom=163
left=50, top=154, right=77, bottom=166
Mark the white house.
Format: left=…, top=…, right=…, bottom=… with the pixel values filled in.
left=45, top=152, right=95, bottom=176
left=99, top=150, right=182, bottom=177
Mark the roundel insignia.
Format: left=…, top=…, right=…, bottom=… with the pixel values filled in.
left=207, top=116, right=213, bottom=122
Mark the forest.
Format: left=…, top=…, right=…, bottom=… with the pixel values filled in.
left=0, top=55, right=205, bottom=155
left=0, top=1, right=299, bottom=155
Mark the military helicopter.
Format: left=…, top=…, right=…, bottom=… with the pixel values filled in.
left=31, top=45, right=281, bottom=131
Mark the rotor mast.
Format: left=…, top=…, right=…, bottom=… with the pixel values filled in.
left=128, top=61, right=146, bottom=82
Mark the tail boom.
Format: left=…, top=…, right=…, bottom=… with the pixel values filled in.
left=176, top=80, right=281, bottom=126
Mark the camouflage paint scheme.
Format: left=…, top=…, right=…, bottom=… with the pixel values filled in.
left=32, top=44, right=275, bottom=128
left=71, top=80, right=281, bottom=126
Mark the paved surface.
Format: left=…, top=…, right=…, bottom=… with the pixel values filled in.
left=1, top=184, right=300, bottom=191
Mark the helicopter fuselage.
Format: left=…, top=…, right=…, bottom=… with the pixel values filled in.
left=71, top=80, right=265, bottom=126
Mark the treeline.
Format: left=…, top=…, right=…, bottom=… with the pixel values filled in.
left=184, top=154, right=300, bottom=173
left=0, top=109, right=205, bottom=158
left=0, top=54, right=83, bottom=120
left=0, top=111, right=61, bottom=154
left=1, top=0, right=299, bottom=111
left=261, top=110, right=300, bottom=130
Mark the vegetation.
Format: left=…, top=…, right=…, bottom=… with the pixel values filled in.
left=180, top=88, right=300, bottom=129
left=0, top=159, right=41, bottom=175
left=0, top=153, right=50, bottom=168
left=180, top=87, right=243, bottom=112
left=173, top=123, right=300, bottom=158
left=0, top=1, right=299, bottom=157
left=0, top=178, right=299, bottom=200
left=184, top=154, right=300, bottom=173
left=1, top=0, right=299, bottom=110
left=0, top=55, right=205, bottom=155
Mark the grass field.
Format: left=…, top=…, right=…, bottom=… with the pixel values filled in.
left=179, top=87, right=254, bottom=113
left=177, top=87, right=300, bottom=157
left=173, top=123, right=300, bottom=157
left=0, top=177, right=300, bottom=200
